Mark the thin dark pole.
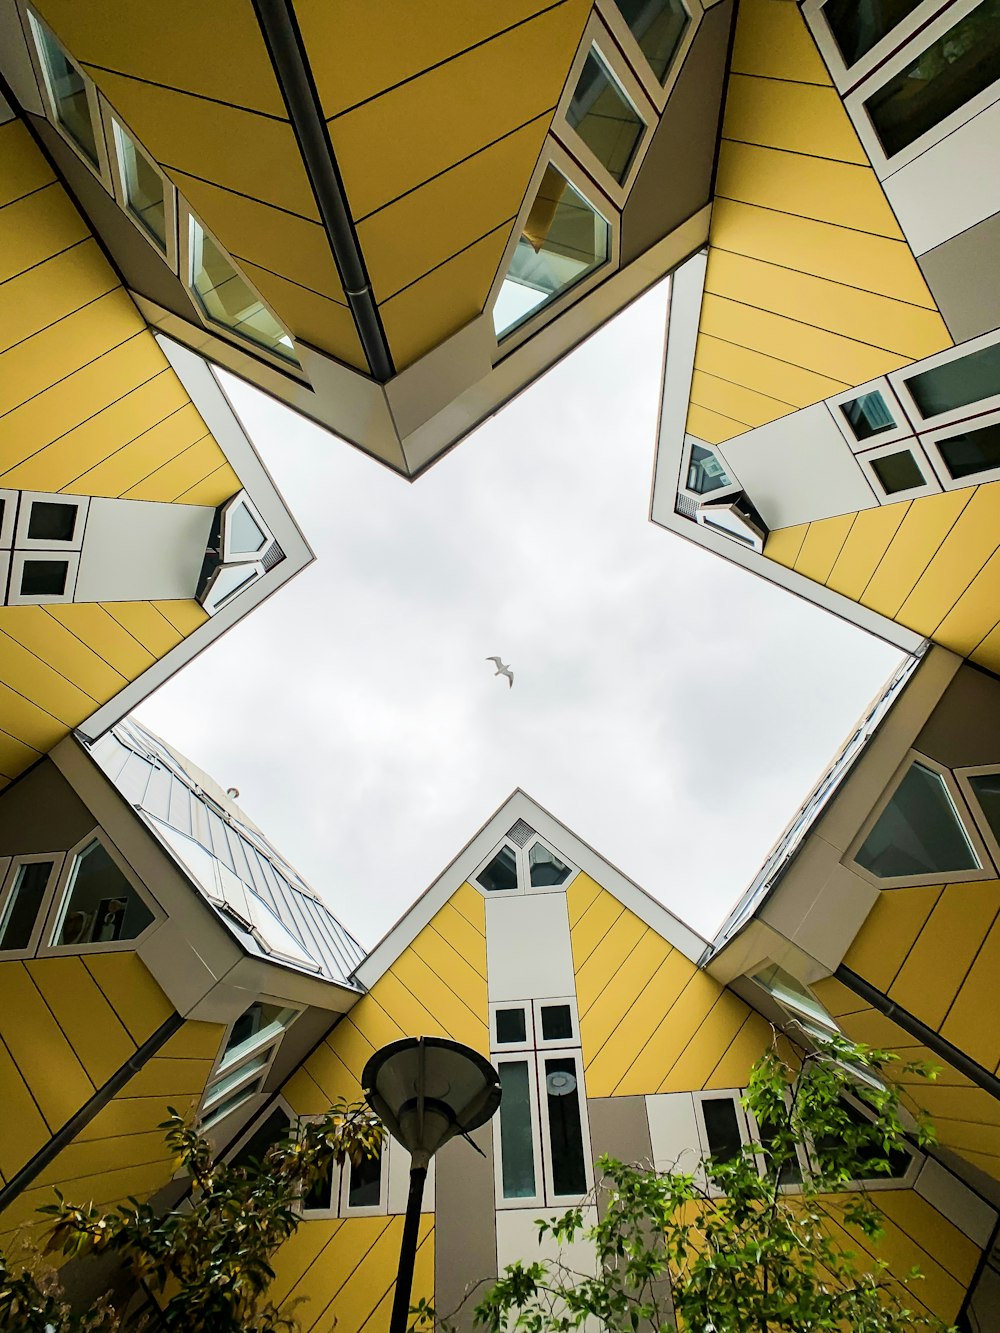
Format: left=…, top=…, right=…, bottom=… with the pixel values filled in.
left=389, top=1162, right=427, bottom=1333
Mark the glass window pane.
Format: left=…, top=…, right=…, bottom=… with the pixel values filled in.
left=0, top=862, right=53, bottom=951
left=821, top=0, right=923, bottom=66
left=224, top=1002, right=295, bottom=1061
left=347, top=1147, right=382, bottom=1208
left=20, top=559, right=68, bottom=597
left=54, top=840, right=153, bottom=946
left=840, top=390, right=895, bottom=441
left=229, top=503, right=267, bottom=555
left=864, top=0, right=1000, bottom=157
left=28, top=501, right=77, bottom=542
left=115, top=123, right=167, bottom=249
left=190, top=220, right=298, bottom=364
left=856, top=761, right=979, bottom=879
left=752, top=964, right=837, bottom=1030
left=906, top=340, right=1000, bottom=418
left=206, top=1053, right=268, bottom=1105
left=567, top=49, right=644, bottom=183
left=528, top=842, right=571, bottom=887
left=495, top=1007, right=527, bottom=1044
left=687, top=442, right=732, bottom=494
left=701, top=1097, right=743, bottom=1164
left=613, top=0, right=690, bottom=82
left=754, top=1113, right=803, bottom=1186
left=493, top=166, right=609, bottom=339
left=812, top=1098, right=912, bottom=1180
left=477, top=845, right=518, bottom=893
left=969, top=772, right=1000, bottom=842
left=230, top=1108, right=290, bottom=1171
left=545, top=1057, right=587, bottom=1195
left=870, top=449, right=924, bottom=493
left=540, top=1004, right=573, bottom=1041
left=498, top=1061, right=537, bottom=1198
left=938, top=423, right=1000, bottom=480
left=33, top=21, right=98, bottom=164
left=303, top=1159, right=336, bottom=1211
left=202, top=1085, right=258, bottom=1128
left=206, top=563, right=259, bottom=610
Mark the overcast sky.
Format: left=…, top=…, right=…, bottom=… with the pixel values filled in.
left=136, top=281, right=902, bottom=949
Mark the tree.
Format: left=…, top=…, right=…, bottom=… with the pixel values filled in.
left=0, top=1099, right=383, bottom=1333
left=418, top=1035, right=951, bottom=1333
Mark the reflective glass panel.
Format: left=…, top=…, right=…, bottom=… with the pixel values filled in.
left=528, top=842, right=571, bottom=887
left=540, top=1003, right=573, bottom=1041
left=303, top=1160, right=335, bottom=1211
left=27, top=501, right=77, bottom=542
left=205, top=563, right=259, bottom=611
left=0, top=861, right=53, bottom=951
left=495, top=1007, right=527, bottom=1044
left=855, top=761, right=979, bottom=879
left=477, top=845, right=518, bottom=892
left=812, top=1098, right=912, bottom=1180
left=968, top=772, right=1000, bottom=842
left=754, top=1112, right=802, bottom=1186
left=864, top=0, right=1000, bottom=157
left=54, top=841, right=153, bottom=946
left=190, top=220, right=298, bottom=363
left=613, top=0, right=690, bottom=82
left=840, top=390, right=895, bottom=440
left=493, top=166, right=609, bottom=338
left=567, top=49, right=644, bottom=183
left=347, top=1148, right=382, bottom=1208
left=202, top=1086, right=257, bottom=1128
left=224, top=1001, right=294, bottom=1061
left=230, top=1108, right=290, bottom=1171
left=871, top=449, right=924, bottom=494
left=229, top=503, right=267, bottom=555
left=822, top=0, right=922, bottom=66
left=906, top=340, right=1000, bottom=418
left=498, top=1061, right=536, bottom=1198
left=702, top=1097, right=743, bottom=1164
left=752, top=963, right=837, bottom=1030
left=20, top=560, right=67, bottom=597
left=545, top=1057, right=587, bottom=1195
left=686, top=442, right=732, bottom=494
left=33, top=21, right=98, bottom=163
left=938, top=423, right=1000, bottom=480
left=115, top=123, right=167, bottom=249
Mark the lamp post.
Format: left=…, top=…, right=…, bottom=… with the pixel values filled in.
left=362, top=1036, right=502, bottom=1333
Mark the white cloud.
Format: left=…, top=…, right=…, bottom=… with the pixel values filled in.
left=136, top=282, right=902, bottom=947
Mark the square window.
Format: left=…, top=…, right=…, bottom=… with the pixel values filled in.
left=20, top=559, right=68, bottom=597
left=870, top=449, right=924, bottom=494
left=840, top=390, right=895, bottom=441
left=27, top=500, right=77, bottom=543
left=496, top=1007, right=527, bottom=1044
left=855, top=761, right=979, bottom=880
left=540, top=1004, right=573, bottom=1041
left=568, top=48, right=644, bottom=184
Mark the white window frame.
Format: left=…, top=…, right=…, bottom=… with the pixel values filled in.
left=826, top=378, right=914, bottom=453
left=7, top=549, right=81, bottom=605
left=297, top=1118, right=392, bottom=1219
left=955, top=764, right=1000, bottom=867
left=492, top=1050, right=548, bottom=1209
left=23, top=6, right=112, bottom=184
left=921, top=409, right=1000, bottom=491
left=0, top=852, right=65, bottom=959
left=801, top=0, right=953, bottom=96
left=554, top=15, right=658, bottom=206
left=843, top=0, right=1000, bottom=177
left=39, top=830, right=161, bottom=956
left=523, top=834, right=578, bottom=894
left=490, top=1000, right=535, bottom=1052
left=102, top=104, right=179, bottom=271
left=692, top=1089, right=764, bottom=1196
left=857, top=437, right=941, bottom=504
left=597, top=0, right=704, bottom=112
left=487, top=143, right=619, bottom=357
left=179, top=208, right=303, bottom=377
left=890, top=328, right=1000, bottom=432
left=680, top=435, right=741, bottom=504
left=845, top=749, right=995, bottom=889
left=800, top=1088, right=922, bottom=1191
left=221, top=491, right=273, bottom=564
left=200, top=559, right=265, bottom=617
left=472, top=836, right=579, bottom=899
left=0, top=490, right=17, bottom=548
left=13, top=491, right=88, bottom=551
left=533, top=997, right=580, bottom=1048
left=695, top=494, right=767, bottom=552
left=537, top=1046, right=594, bottom=1206
left=200, top=1003, right=300, bottom=1130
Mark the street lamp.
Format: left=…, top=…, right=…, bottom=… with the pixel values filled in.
left=362, top=1036, right=502, bottom=1333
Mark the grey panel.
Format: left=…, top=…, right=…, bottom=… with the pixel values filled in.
left=587, top=1096, right=654, bottom=1206
left=918, top=211, right=1000, bottom=344
left=620, top=0, right=735, bottom=265
left=0, top=760, right=96, bottom=854
left=28, top=114, right=196, bottom=324
left=915, top=664, right=1000, bottom=768
left=434, top=1121, right=497, bottom=1331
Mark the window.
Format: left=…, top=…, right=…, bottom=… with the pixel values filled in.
left=540, top=1003, right=574, bottom=1042
left=229, top=1107, right=292, bottom=1171
left=19, top=559, right=68, bottom=597
left=29, top=15, right=99, bottom=165
left=200, top=561, right=263, bottom=616
left=302, top=1134, right=388, bottom=1216
left=0, top=858, right=57, bottom=953
left=861, top=439, right=939, bottom=502
left=544, top=1057, right=587, bottom=1195
left=201, top=1002, right=298, bottom=1130
left=808, top=1093, right=916, bottom=1184
left=27, top=501, right=77, bottom=543
left=752, top=964, right=838, bottom=1033
left=495, top=1007, right=528, bottom=1045
left=346, top=1146, right=382, bottom=1208
left=967, top=772, right=1000, bottom=841
left=477, top=844, right=519, bottom=893
left=498, top=1061, right=538, bottom=1200
left=528, top=843, right=571, bottom=887
left=189, top=217, right=298, bottom=365
left=473, top=834, right=577, bottom=896
left=112, top=120, right=168, bottom=252
left=611, top=0, right=690, bottom=83
left=869, top=448, right=926, bottom=495
left=820, top=0, right=923, bottom=67
left=935, top=422, right=1000, bottom=481
left=854, top=760, right=981, bottom=882
left=863, top=0, right=1000, bottom=157
left=567, top=47, right=645, bottom=184
left=493, top=164, right=610, bottom=339
left=840, top=390, right=896, bottom=441
left=686, top=442, right=733, bottom=495
left=905, top=338, right=1000, bottom=420
left=225, top=500, right=268, bottom=559
left=51, top=839, right=154, bottom=948
left=700, top=1096, right=744, bottom=1165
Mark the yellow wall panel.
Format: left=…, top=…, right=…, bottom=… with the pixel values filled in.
left=0, top=729, right=42, bottom=781
left=660, top=989, right=755, bottom=1092
left=329, top=0, right=588, bottom=220
left=566, top=871, right=602, bottom=927
left=159, top=1020, right=226, bottom=1062
left=0, top=608, right=128, bottom=701
left=0, top=682, right=69, bottom=754
left=939, top=914, right=1000, bottom=1073
left=380, top=222, right=511, bottom=370
left=69, top=403, right=210, bottom=497
left=122, top=440, right=228, bottom=502
left=841, top=884, right=944, bottom=994
left=762, top=523, right=807, bottom=570
left=2, top=1160, right=171, bottom=1250
left=690, top=368, right=794, bottom=429
left=0, top=185, right=88, bottom=286
left=722, top=74, right=868, bottom=164
left=896, top=484, right=1000, bottom=636
left=569, top=886, right=626, bottom=971
left=267, top=1214, right=343, bottom=1311
left=356, top=1222, right=433, bottom=1333
left=103, top=603, right=183, bottom=656
left=0, top=241, right=116, bottom=358
left=694, top=327, right=848, bottom=406
left=239, top=261, right=366, bottom=369
left=0, top=1035, right=49, bottom=1180
left=612, top=970, right=729, bottom=1097
left=408, top=922, right=488, bottom=1016
left=730, top=0, right=830, bottom=83
left=358, top=112, right=549, bottom=301
left=717, top=140, right=904, bottom=240
left=0, top=626, right=99, bottom=721
left=860, top=490, right=972, bottom=619
left=152, top=600, right=209, bottom=636
left=123, top=1055, right=215, bottom=1099
left=823, top=503, right=910, bottom=600
left=577, top=931, right=677, bottom=1064
left=704, top=1010, right=775, bottom=1089
left=934, top=547, right=1000, bottom=659
left=429, top=899, right=488, bottom=969
left=685, top=401, right=746, bottom=445
left=793, top=513, right=854, bottom=583
left=0, top=962, right=96, bottom=1129
left=389, top=951, right=488, bottom=1051
left=0, top=120, right=54, bottom=205
left=175, top=462, right=241, bottom=507
left=32, top=1130, right=169, bottom=1191
left=24, top=957, right=136, bottom=1087
left=449, top=881, right=486, bottom=932
left=46, top=605, right=156, bottom=680
left=574, top=911, right=648, bottom=1018
left=81, top=952, right=174, bottom=1043
left=296, top=1216, right=397, bottom=1332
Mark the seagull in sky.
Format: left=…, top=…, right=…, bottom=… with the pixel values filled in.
left=486, top=656, right=514, bottom=688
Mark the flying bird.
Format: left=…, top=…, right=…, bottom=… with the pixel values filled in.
left=486, top=656, right=514, bottom=688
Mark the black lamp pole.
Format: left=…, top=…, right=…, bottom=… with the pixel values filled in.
left=388, top=1162, right=428, bottom=1333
